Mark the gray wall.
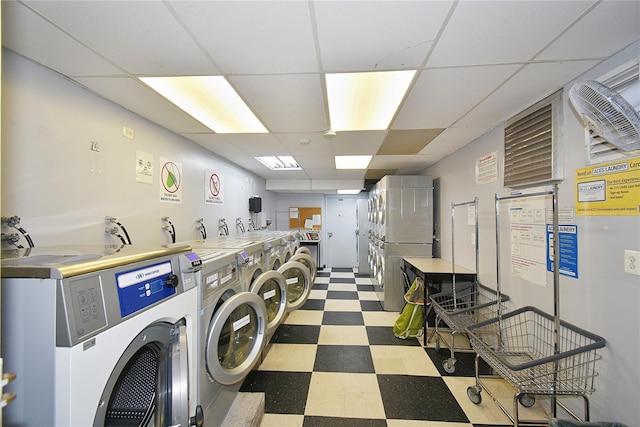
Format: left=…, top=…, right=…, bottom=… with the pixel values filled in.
left=1, top=49, right=275, bottom=247
left=425, top=41, right=640, bottom=424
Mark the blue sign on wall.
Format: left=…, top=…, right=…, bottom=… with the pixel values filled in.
left=547, top=224, right=578, bottom=278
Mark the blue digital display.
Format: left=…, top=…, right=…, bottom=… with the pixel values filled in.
left=115, top=260, right=176, bottom=318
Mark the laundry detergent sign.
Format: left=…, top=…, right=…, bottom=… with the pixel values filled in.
left=575, top=157, right=640, bottom=216
left=159, top=158, right=183, bottom=204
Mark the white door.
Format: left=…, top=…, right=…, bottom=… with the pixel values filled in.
left=325, top=196, right=357, bottom=268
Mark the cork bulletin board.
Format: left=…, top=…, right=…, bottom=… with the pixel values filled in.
left=289, top=207, right=322, bottom=230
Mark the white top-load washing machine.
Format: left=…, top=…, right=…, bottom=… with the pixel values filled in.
left=0, top=244, right=203, bottom=427
left=191, top=247, right=280, bottom=426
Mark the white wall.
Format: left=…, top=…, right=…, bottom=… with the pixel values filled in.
left=1, top=49, right=275, bottom=248
left=425, top=41, right=640, bottom=425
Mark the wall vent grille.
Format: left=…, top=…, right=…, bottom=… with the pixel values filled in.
left=504, top=91, right=563, bottom=188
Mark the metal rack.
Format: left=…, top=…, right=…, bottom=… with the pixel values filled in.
left=465, top=185, right=606, bottom=426
left=429, top=197, right=510, bottom=373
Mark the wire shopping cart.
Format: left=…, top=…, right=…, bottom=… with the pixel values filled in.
left=466, top=306, right=605, bottom=425
left=429, top=281, right=509, bottom=373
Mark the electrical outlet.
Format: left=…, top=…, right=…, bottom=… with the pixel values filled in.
left=90, top=141, right=100, bottom=152
left=624, top=250, right=640, bottom=276
left=123, top=126, right=135, bottom=140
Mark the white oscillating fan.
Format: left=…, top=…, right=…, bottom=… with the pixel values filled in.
left=569, top=79, right=640, bottom=152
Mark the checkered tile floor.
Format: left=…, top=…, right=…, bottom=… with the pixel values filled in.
left=241, top=268, right=546, bottom=427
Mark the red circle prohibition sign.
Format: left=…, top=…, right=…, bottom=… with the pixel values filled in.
left=161, top=162, right=181, bottom=193
left=209, top=173, right=221, bottom=196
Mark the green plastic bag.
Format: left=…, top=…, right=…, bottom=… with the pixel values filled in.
left=394, top=278, right=425, bottom=339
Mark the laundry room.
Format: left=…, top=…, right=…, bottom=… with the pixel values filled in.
left=1, top=2, right=639, bottom=427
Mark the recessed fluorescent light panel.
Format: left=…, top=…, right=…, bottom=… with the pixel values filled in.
left=326, top=70, right=416, bottom=131
left=256, top=156, right=301, bottom=170
left=139, top=76, right=267, bottom=134
left=337, top=189, right=362, bottom=194
left=335, top=155, right=372, bottom=169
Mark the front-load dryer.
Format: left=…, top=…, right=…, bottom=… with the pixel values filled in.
left=191, top=248, right=272, bottom=426
left=0, top=244, right=203, bottom=427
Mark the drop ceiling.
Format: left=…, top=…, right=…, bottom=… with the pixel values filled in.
left=3, top=0, right=639, bottom=192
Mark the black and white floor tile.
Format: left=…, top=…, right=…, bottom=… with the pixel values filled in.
left=241, top=268, right=548, bottom=427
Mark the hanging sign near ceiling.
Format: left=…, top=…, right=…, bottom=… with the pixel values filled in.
left=575, top=157, right=640, bottom=216
left=159, top=157, right=182, bottom=204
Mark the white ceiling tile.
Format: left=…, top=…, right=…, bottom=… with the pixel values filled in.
left=218, top=134, right=289, bottom=156
left=458, top=60, right=601, bottom=128
left=277, top=133, right=335, bottom=156
left=428, top=1, right=594, bottom=67
left=422, top=127, right=493, bottom=156
left=170, top=1, right=318, bottom=74
left=230, top=75, right=327, bottom=133
left=75, top=77, right=211, bottom=134
left=393, top=64, right=521, bottom=129
left=2, top=2, right=124, bottom=77
left=537, top=1, right=640, bottom=61
left=295, top=156, right=335, bottom=171
left=23, top=0, right=216, bottom=75
left=329, top=131, right=387, bottom=155
left=314, top=1, right=453, bottom=71
left=335, top=170, right=367, bottom=180
left=185, top=134, right=248, bottom=159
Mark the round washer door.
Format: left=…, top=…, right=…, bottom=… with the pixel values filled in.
left=290, top=253, right=317, bottom=284
left=250, top=270, right=287, bottom=336
left=277, top=261, right=311, bottom=312
left=206, top=292, right=267, bottom=385
left=94, top=321, right=190, bottom=427
left=295, top=246, right=311, bottom=256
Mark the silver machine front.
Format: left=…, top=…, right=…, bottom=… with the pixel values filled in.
left=0, top=245, right=203, bottom=427
left=368, top=175, right=434, bottom=311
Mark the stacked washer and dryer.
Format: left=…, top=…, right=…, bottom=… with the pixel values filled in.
left=368, top=175, right=434, bottom=312
left=0, top=244, right=204, bottom=427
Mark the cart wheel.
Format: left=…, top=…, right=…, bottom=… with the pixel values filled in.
left=443, top=358, right=456, bottom=374
left=434, top=338, right=440, bottom=352
left=518, top=393, right=535, bottom=408
left=467, top=386, right=482, bottom=404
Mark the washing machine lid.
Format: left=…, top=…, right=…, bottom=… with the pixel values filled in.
left=0, top=244, right=192, bottom=279
left=250, top=270, right=287, bottom=336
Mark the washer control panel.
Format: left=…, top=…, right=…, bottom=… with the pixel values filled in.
left=115, top=260, right=176, bottom=318
left=68, top=275, right=107, bottom=342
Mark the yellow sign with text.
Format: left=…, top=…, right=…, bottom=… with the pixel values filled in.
left=575, top=157, right=640, bottom=216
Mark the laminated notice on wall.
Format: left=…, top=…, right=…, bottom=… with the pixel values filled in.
left=575, top=157, right=640, bottom=216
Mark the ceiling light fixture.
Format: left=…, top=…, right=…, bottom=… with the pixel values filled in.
left=139, top=76, right=268, bottom=134
left=326, top=70, right=416, bottom=131
left=256, top=156, right=301, bottom=170
left=335, top=155, right=372, bottom=169
left=337, top=189, right=362, bottom=195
